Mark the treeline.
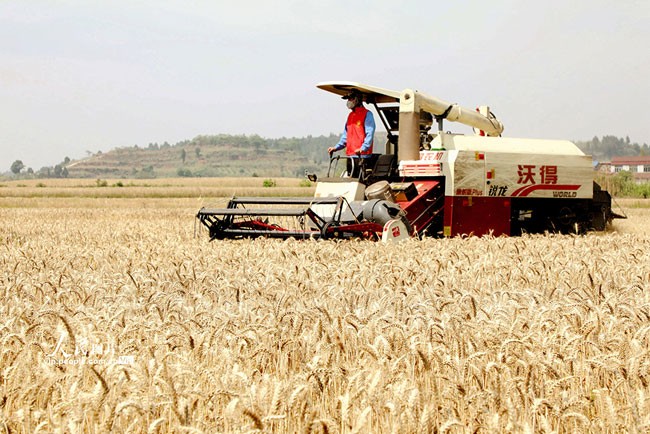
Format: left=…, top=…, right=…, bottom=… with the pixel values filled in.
left=125, top=133, right=648, bottom=163
left=5, top=133, right=648, bottom=179
left=9, top=157, right=71, bottom=179
left=575, top=135, right=649, bottom=161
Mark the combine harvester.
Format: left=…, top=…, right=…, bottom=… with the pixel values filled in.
left=197, top=82, right=624, bottom=241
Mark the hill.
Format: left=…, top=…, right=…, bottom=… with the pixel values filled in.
left=5, top=133, right=648, bottom=180
left=64, top=133, right=645, bottom=179
left=65, top=134, right=341, bottom=179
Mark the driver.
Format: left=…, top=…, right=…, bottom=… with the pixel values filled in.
left=327, top=90, right=376, bottom=177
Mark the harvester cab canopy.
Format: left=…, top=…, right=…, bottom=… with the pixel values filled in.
left=316, top=81, right=401, bottom=103
left=317, top=81, right=406, bottom=153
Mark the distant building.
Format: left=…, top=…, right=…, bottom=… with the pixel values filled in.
left=606, top=156, right=650, bottom=183
left=595, top=161, right=611, bottom=173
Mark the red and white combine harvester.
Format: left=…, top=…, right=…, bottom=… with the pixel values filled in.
left=197, top=82, right=624, bottom=241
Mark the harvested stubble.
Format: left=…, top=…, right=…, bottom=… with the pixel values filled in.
left=1, top=206, right=650, bottom=433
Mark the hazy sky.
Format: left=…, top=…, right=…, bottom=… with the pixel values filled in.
left=1, top=0, right=648, bottom=172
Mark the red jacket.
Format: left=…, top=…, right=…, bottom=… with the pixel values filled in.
left=345, top=107, right=373, bottom=156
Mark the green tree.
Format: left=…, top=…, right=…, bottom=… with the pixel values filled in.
left=10, top=160, right=25, bottom=174
left=177, top=167, right=192, bottom=177
left=180, top=148, right=186, bottom=164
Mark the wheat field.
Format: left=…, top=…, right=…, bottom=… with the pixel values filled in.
left=1, top=191, right=649, bottom=433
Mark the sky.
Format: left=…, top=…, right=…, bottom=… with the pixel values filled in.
left=1, top=0, right=648, bottom=172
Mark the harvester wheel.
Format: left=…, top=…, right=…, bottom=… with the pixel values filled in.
left=320, top=222, right=336, bottom=239
left=557, top=206, right=576, bottom=226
